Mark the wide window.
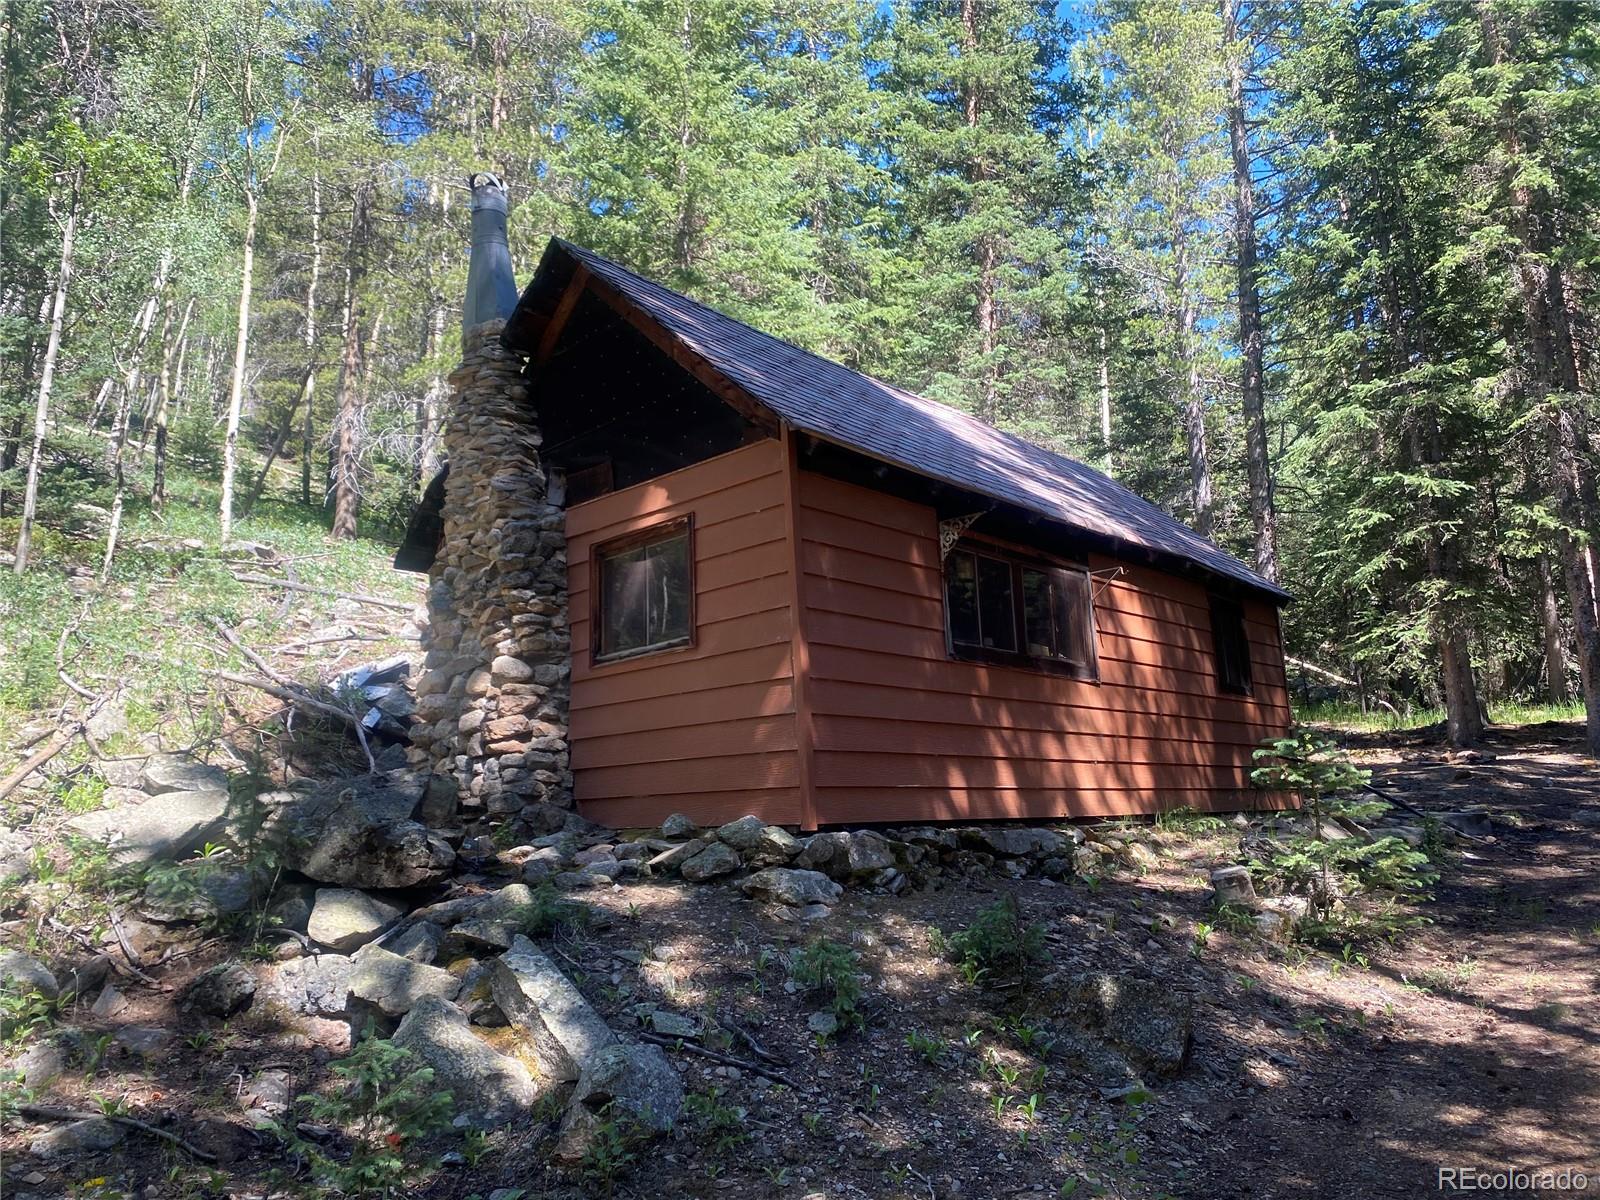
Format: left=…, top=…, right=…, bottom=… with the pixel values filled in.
left=593, top=517, right=693, bottom=662
left=1209, top=594, right=1252, bottom=694
left=944, top=544, right=1096, bottom=677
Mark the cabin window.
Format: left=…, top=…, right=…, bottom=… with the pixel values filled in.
left=1209, top=594, right=1252, bottom=694
left=593, top=517, right=693, bottom=662
left=944, top=544, right=1096, bottom=678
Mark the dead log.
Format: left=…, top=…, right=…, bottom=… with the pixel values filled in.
left=0, top=731, right=73, bottom=802
left=212, top=668, right=375, bottom=772
left=233, top=571, right=415, bottom=612
left=19, top=1103, right=217, bottom=1162
left=636, top=1030, right=800, bottom=1090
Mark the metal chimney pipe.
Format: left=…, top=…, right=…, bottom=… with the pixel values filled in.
left=462, top=172, right=519, bottom=335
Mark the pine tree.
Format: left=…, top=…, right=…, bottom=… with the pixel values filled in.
left=887, top=0, right=1080, bottom=432
left=1079, top=0, right=1232, bottom=539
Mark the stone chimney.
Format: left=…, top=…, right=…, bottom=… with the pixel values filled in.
left=410, top=174, right=571, bottom=830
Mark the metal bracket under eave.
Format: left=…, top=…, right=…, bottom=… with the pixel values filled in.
left=1090, top=564, right=1126, bottom=602
left=939, top=512, right=987, bottom=560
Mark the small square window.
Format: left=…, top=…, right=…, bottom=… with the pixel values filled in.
left=1022, top=566, right=1093, bottom=665
left=942, top=539, right=1096, bottom=678
left=594, top=518, right=693, bottom=662
left=1210, top=594, right=1252, bottom=694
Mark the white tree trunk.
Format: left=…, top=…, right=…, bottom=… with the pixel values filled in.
left=13, top=168, right=81, bottom=575
left=220, top=188, right=259, bottom=543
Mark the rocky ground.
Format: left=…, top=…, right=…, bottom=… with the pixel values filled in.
left=2, top=716, right=1597, bottom=1200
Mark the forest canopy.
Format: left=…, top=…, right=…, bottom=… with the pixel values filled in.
left=2, top=0, right=1598, bottom=753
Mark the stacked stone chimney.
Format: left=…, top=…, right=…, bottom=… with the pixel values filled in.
left=409, top=176, right=570, bottom=827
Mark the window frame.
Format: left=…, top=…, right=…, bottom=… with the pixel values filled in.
left=941, top=537, right=1099, bottom=681
left=589, top=514, right=696, bottom=666
left=1208, top=593, right=1253, bottom=695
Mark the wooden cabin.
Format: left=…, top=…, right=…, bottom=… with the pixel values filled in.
left=404, top=237, right=1293, bottom=831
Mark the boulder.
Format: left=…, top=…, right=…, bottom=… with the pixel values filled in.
left=896, top=826, right=960, bottom=853
left=1062, top=972, right=1192, bottom=1077
left=1071, top=846, right=1104, bottom=877
left=1051, top=1026, right=1145, bottom=1096
left=557, top=1042, right=684, bottom=1162
left=95, top=758, right=146, bottom=789
left=140, top=754, right=230, bottom=795
left=520, top=846, right=568, bottom=884
left=392, top=996, right=541, bottom=1126
left=267, top=885, right=316, bottom=934
left=646, top=836, right=711, bottom=875
left=969, top=827, right=1068, bottom=858
left=1209, top=866, right=1256, bottom=907
left=0, top=950, right=58, bottom=999
left=491, top=934, right=616, bottom=1082
left=717, top=816, right=800, bottom=862
left=659, top=813, right=696, bottom=839
left=16, top=1029, right=79, bottom=1086
left=0, top=826, right=34, bottom=882
left=349, top=944, right=460, bottom=1017
left=388, top=921, right=443, bottom=964
left=795, top=830, right=895, bottom=880
left=68, top=789, right=230, bottom=866
left=266, top=770, right=453, bottom=888
left=413, top=882, right=535, bottom=928
left=142, top=861, right=260, bottom=923
left=647, top=1009, right=699, bottom=1039
left=679, top=841, right=741, bottom=882
left=807, top=1011, right=839, bottom=1037
left=183, top=962, right=257, bottom=1018
left=741, top=868, right=843, bottom=907
left=1116, top=841, right=1160, bottom=871
left=29, top=1117, right=126, bottom=1158
left=259, top=954, right=353, bottom=1017
left=307, top=889, right=406, bottom=953
left=113, top=1025, right=171, bottom=1057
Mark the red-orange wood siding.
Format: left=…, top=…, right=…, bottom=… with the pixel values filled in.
left=566, top=441, right=1292, bottom=829
left=794, top=469, right=1293, bottom=826
left=567, top=439, right=800, bottom=828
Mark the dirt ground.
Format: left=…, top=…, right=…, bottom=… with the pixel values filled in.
left=4, top=723, right=1598, bottom=1200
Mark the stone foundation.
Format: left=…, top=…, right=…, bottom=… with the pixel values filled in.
left=410, top=319, right=570, bottom=822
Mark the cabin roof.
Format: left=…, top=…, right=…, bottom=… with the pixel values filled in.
left=503, top=238, right=1290, bottom=602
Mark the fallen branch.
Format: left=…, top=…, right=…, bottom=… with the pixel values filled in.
left=212, top=669, right=375, bottom=772
left=275, top=631, right=385, bottom=653
left=108, top=907, right=145, bottom=968
left=637, top=1031, right=800, bottom=1090
left=233, top=572, right=415, bottom=612
left=720, top=1017, right=784, bottom=1065
left=1285, top=656, right=1399, bottom=716
left=0, top=731, right=74, bottom=802
left=206, top=615, right=295, bottom=688
left=1361, top=781, right=1429, bottom=820
left=19, top=1103, right=217, bottom=1162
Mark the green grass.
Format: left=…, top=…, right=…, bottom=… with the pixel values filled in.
left=0, top=458, right=420, bottom=780
left=1296, top=699, right=1586, bottom=734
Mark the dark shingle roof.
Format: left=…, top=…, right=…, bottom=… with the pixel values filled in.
left=508, top=238, right=1289, bottom=602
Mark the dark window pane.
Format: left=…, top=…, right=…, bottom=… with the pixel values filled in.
left=977, top=555, right=1016, bottom=652
left=1060, top=569, right=1094, bottom=666
left=1022, top=568, right=1059, bottom=658
left=946, top=551, right=980, bottom=646
left=1210, top=595, right=1252, bottom=693
left=601, top=545, right=649, bottom=655
left=1022, top=567, right=1093, bottom=665
left=598, top=527, right=692, bottom=658
left=646, top=534, right=691, bottom=645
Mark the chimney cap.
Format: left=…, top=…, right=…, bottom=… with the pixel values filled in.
left=469, top=172, right=509, bottom=212
left=462, top=171, right=518, bottom=333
